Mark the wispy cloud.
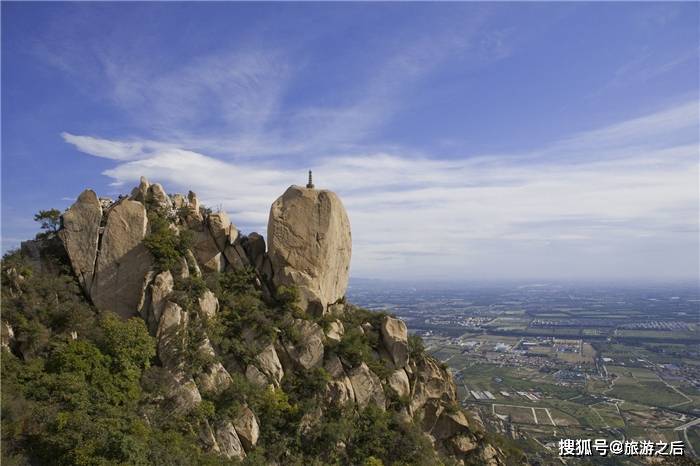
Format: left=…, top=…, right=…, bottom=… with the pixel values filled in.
left=63, top=100, right=699, bottom=281
left=42, top=6, right=501, bottom=160
left=61, top=132, right=173, bottom=161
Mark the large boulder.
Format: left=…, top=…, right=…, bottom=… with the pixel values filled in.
left=478, top=444, right=503, bottom=466
left=58, top=189, right=102, bottom=292
left=241, top=232, right=266, bottom=271
left=143, top=270, right=173, bottom=334
left=198, top=290, right=219, bottom=319
left=388, top=368, right=410, bottom=399
left=197, top=362, right=233, bottom=396
left=147, top=183, right=171, bottom=210
left=223, top=243, right=250, bottom=272
left=191, top=228, right=225, bottom=273
left=233, top=405, right=260, bottom=451
left=130, top=176, right=150, bottom=203
left=323, top=355, right=355, bottom=406
left=199, top=420, right=220, bottom=454
left=267, top=185, right=351, bottom=314
left=380, top=316, right=409, bottom=368
left=208, top=211, right=238, bottom=252
left=325, top=320, right=345, bottom=343
left=90, top=200, right=152, bottom=318
left=282, top=319, right=325, bottom=370
left=348, top=362, right=386, bottom=411
left=156, top=301, right=187, bottom=370
left=450, top=435, right=479, bottom=456
left=431, top=410, right=471, bottom=441
left=410, top=357, right=457, bottom=415
left=215, top=421, right=246, bottom=460
left=168, top=374, right=202, bottom=414
left=255, top=344, right=284, bottom=387
left=245, top=364, right=268, bottom=387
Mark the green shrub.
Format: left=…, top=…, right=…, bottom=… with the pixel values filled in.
left=276, top=285, right=305, bottom=318
left=337, top=327, right=369, bottom=367
left=143, top=212, right=193, bottom=272
left=34, top=208, right=61, bottom=239
left=345, top=405, right=440, bottom=465
left=408, top=334, right=425, bottom=360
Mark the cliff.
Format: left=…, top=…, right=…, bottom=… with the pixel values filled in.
left=1, top=177, right=516, bottom=465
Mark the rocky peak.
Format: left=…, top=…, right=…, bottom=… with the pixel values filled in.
left=46, top=177, right=507, bottom=465
left=267, top=184, right=352, bottom=315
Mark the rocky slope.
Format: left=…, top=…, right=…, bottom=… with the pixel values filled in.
left=2, top=177, right=513, bottom=465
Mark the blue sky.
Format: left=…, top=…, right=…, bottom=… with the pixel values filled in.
left=2, top=2, right=698, bottom=281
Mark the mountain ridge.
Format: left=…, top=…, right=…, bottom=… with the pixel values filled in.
left=1, top=177, right=520, bottom=465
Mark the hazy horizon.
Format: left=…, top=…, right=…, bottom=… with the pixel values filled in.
left=2, top=2, right=698, bottom=282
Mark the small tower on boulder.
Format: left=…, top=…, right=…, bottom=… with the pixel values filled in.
left=306, top=170, right=314, bottom=189
left=267, top=181, right=351, bottom=316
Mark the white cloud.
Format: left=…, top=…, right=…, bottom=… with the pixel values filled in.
left=60, top=132, right=172, bottom=161
left=63, top=100, right=699, bottom=281
left=44, top=10, right=502, bottom=160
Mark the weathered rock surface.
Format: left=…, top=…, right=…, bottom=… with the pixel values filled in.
left=186, top=191, right=203, bottom=224
left=267, top=185, right=351, bottom=313
left=215, top=421, right=246, bottom=460
left=130, top=176, right=150, bottom=202
left=197, top=362, right=233, bottom=396
left=410, top=357, right=456, bottom=415
left=421, top=400, right=445, bottom=433
left=90, top=200, right=152, bottom=318
left=255, top=344, right=284, bottom=387
left=143, top=270, right=173, bottom=334
left=43, top=178, right=507, bottom=465
left=245, top=364, right=268, bottom=387
left=1, top=321, right=14, bottom=349
left=191, top=227, right=224, bottom=273
left=198, top=290, right=219, bottom=319
left=325, top=379, right=356, bottom=406
left=156, top=301, right=186, bottom=370
left=223, top=242, right=250, bottom=271
left=233, top=405, right=260, bottom=451
left=388, top=368, right=410, bottom=399
left=199, top=420, right=221, bottom=454
left=348, top=362, right=386, bottom=410
left=450, top=435, right=478, bottom=455
left=242, top=232, right=266, bottom=271
left=58, top=189, right=102, bottom=291
left=171, top=193, right=187, bottom=210
left=208, top=211, right=237, bottom=252
left=283, top=319, right=325, bottom=370
left=431, top=410, right=471, bottom=441
left=169, top=375, right=202, bottom=414
left=324, top=354, right=355, bottom=406
left=380, top=316, right=409, bottom=368
left=147, top=183, right=170, bottom=210
left=325, top=320, right=344, bottom=343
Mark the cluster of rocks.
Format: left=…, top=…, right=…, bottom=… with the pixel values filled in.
left=51, top=177, right=502, bottom=465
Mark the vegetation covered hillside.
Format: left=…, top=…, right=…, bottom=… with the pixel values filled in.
left=1, top=179, right=522, bottom=465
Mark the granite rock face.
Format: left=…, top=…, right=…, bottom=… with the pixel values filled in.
left=282, top=319, right=325, bottom=370
left=255, top=344, right=284, bottom=387
left=90, top=200, right=152, bottom=319
left=233, top=405, right=260, bottom=451
left=380, top=316, right=409, bottom=368
left=197, top=362, right=233, bottom=396
left=388, top=368, right=411, bottom=399
left=58, top=189, right=102, bottom=291
left=348, top=362, right=386, bottom=411
left=215, top=421, right=246, bottom=460
left=267, top=185, right=351, bottom=314
left=140, top=270, right=174, bottom=334
left=49, top=177, right=505, bottom=465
